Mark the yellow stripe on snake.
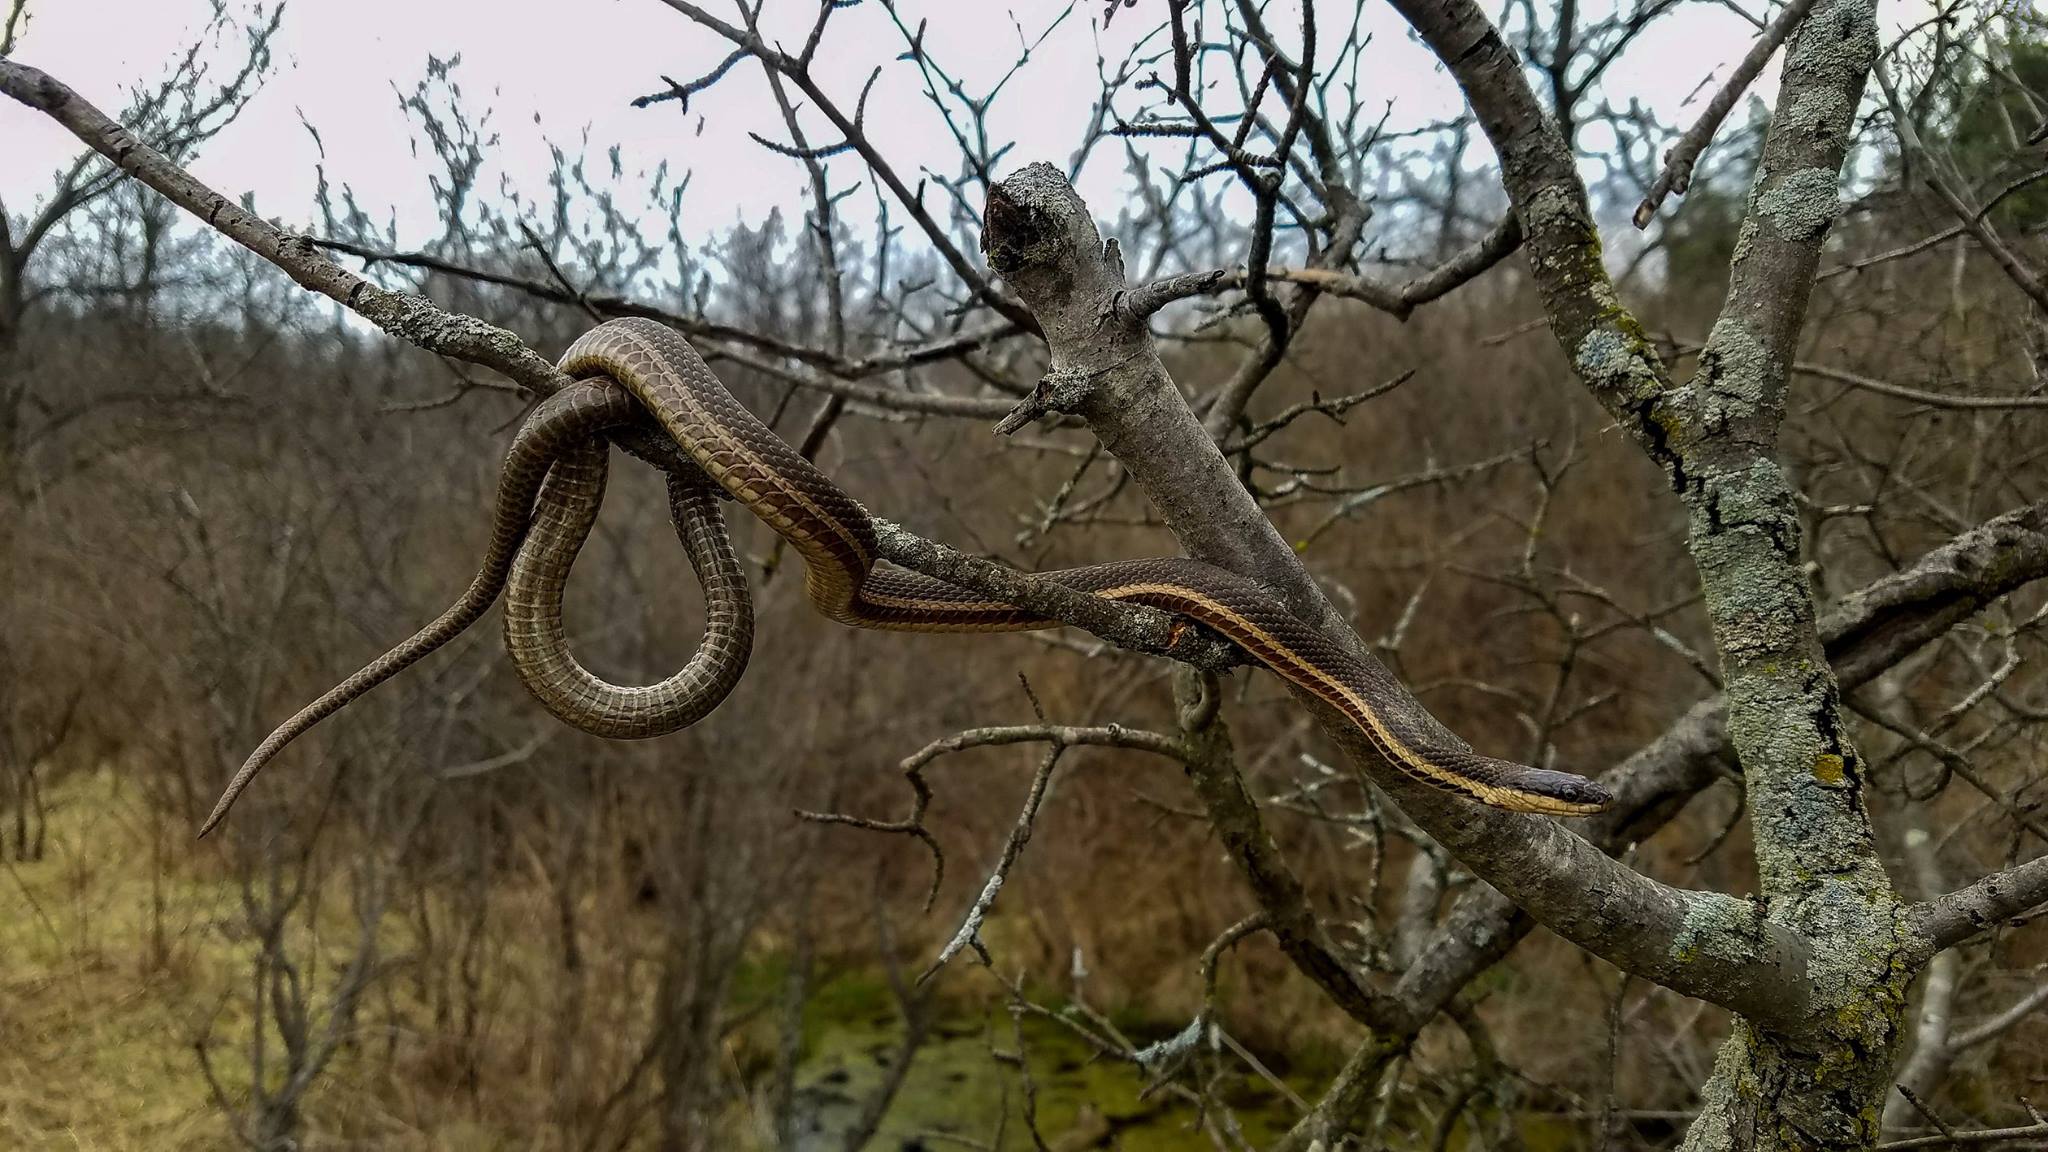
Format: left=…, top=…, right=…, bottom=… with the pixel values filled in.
left=200, top=318, right=1611, bottom=835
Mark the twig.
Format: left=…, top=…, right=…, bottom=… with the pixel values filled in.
left=0, top=60, right=564, bottom=394
left=797, top=720, right=1186, bottom=911
left=1818, top=167, right=2048, bottom=281
left=1874, top=60, right=2048, bottom=313
left=1876, top=1120, right=2048, bottom=1150
left=1634, top=0, right=1822, bottom=227
left=1947, top=982, right=2048, bottom=1053
left=921, top=744, right=1065, bottom=983
left=308, top=235, right=1023, bottom=394
left=1663, top=335, right=2048, bottom=410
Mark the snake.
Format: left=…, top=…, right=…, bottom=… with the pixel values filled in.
left=200, top=317, right=1612, bottom=835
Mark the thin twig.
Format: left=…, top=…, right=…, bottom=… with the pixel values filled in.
left=1634, top=0, right=1822, bottom=227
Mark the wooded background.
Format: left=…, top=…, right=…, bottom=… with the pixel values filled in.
left=3, top=0, right=2047, bottom=1149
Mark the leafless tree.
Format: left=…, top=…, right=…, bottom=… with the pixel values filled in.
left=7, top=0, right=2048, bottom=1148
left=0, top=0, right=276, bottom=860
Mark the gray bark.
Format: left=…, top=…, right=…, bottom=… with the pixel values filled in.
left=1386, top=0, right=1920, bottom=1142
left=1669, top=2, right=1909, bottom=1144
left=981, top=163, right=1812, bottom=1023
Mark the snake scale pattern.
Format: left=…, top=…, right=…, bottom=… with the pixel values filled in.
left=200, top=317, right=1612, bottom=835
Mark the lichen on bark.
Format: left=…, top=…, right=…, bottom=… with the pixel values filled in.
left=1757, top=167, right=1846, bottom=241
left=1669, top=0, right=1919, bottom=1143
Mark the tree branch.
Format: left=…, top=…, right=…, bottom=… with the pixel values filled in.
left=1173, top=667, right=1396, bottom=1029
left=1913, top=853, right=2048, bottom=955
left=1385, top=0, right=1675, bottom=474
left=650, top=0, right=1043, bottom=337
left=0, top=60, right=1244, bottom=707
left=1356, top=495, right=2048, bottom=1098
left=308, top=235, right=1025, bottom=387
left=0, top=61, right=564, bottom=392
left=1875, top=62, right=2048, bottom=314
left=1130, top=213, right=1525, bottom=323
left=980, top=162, right=1814, bottom=1024
left=1634, top=0, right=1822, bottom=227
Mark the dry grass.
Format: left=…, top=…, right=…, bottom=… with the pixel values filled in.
left=0, top=769, right=1321, bottom=1151
left=0, top=768, right=609, bottom=1150
left=3, top=769, right=241, bottom=1149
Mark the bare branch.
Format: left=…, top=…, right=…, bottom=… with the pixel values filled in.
left=0, top=61, right=1277, bottom=747
left=1132, top=213, right=1523, bottom=323
left=1875, top=1119, right=2048, bottom=1150
left=1172, top=667, right=1395, bottom=1029
left=648, top=0, right=1043, bottom=337
left=982, top=162, right=1815, bottom=1025
left=1948, top=982, right=2048, bottom=1053
left=0, top=0, right=26, bottom=57
left=1385, top=0, right=1679, bottom=476
left=0, top=61, right=562, bottom=391
left=1634, top=0, right=1822, bottom=227
left=922, top=743, right=1063, bottom=982
left=1875, top=62, right=2048, bottom=313
left=1664, top=335, right=2048, bottom=409
left=307, top=235, right=1025, bottom=384
left=1914, top=854, right=2048, bottom=955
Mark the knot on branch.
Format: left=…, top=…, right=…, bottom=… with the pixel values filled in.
left=993, top=363, right=1111, bottom=434
left=980, top=161, right=1083, bottom=280
left=982, top=163, right=1134, bottom=344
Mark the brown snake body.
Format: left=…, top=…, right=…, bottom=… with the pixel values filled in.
left=201, top=317, right=1610, bottom=835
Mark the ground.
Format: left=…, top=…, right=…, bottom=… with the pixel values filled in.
left=0, top=769, right=1309, bottom=1150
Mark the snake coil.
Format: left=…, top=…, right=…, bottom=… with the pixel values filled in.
left=201, top=318, right=1611, bottom=835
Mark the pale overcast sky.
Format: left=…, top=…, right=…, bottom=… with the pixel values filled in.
left=3, top=0, right=1792, bottom=248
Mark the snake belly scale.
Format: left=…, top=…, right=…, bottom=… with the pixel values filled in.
left=201, top=317, right=1611, bottom=834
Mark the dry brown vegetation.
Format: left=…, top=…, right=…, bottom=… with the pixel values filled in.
left=5, top=0, right=2048, bottom=1149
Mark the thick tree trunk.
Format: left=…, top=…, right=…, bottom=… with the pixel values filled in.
left=1673, top=0, right=1910, bottom=1143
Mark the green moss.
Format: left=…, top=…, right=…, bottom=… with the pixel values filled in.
left=726, top=951, right=792, bottom=1012
left=786, top=1007, right=1306, bottom=1149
